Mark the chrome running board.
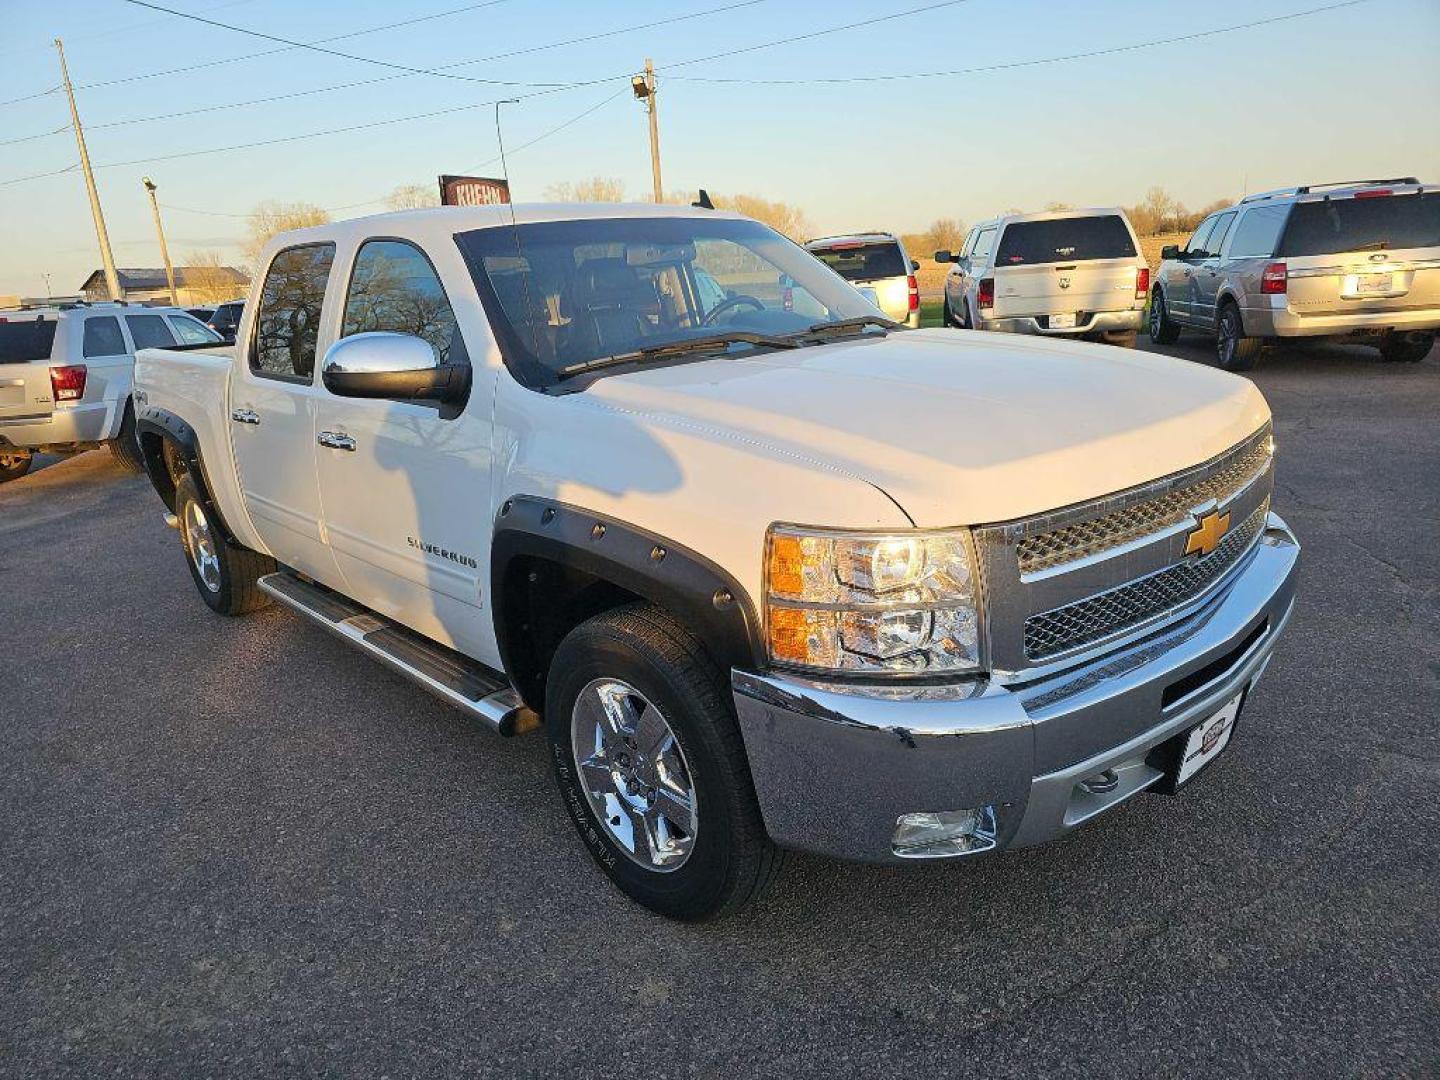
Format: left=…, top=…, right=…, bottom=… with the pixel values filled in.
left=257, top=570, right=536, bottom=736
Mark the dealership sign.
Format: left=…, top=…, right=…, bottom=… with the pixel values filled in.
left=438, top=175, right=511, bottom=207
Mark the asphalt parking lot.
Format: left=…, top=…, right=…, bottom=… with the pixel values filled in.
left=2, top=336, right=1436, bottom=1078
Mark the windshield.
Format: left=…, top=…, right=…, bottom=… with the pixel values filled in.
left=1278, top=192, right=1440, bottom=256
left=995, top=215, right=1136, bottom=266
left=808, top=242, right=907, bottom=282
left=457, top=216, right=880, bottom=387
left=0, top=319, right=58, bottom=364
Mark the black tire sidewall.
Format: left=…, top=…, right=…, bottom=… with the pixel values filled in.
left=545, top=616, right=750, bottom=920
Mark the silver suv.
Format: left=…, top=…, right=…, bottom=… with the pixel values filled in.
left=1149, top=178, right=1439, bottom=369
left=936, top=209, right=1149, bottom=347
left=804, top=232, right=921, bottom=327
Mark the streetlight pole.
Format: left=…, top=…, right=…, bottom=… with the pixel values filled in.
left=54, top=38, right=121, bottom=302
left=142, top=177, right=178, bottom=306
left=632, top=59, right=663, bottom=203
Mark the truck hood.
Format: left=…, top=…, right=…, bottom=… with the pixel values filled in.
left=582, top=329, right=1270, bottom=526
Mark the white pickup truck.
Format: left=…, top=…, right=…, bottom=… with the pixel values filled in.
left=133, top=203, right=1299, bottom=920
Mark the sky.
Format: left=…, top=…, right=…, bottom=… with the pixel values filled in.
left=1, top=0, right=1438, bottom=298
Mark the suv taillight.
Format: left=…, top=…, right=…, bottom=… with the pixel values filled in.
left=1261, top=262, right=1288, bottom=295
left=50, top=364, right=87, bottom=402
left=1135, top=267, right=1150, bottom=299
left=906, top=274, right=919, bottom=312
left=977, top=278, right=995, bottom=310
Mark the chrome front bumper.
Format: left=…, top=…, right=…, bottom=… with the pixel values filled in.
left=732, top=512, right=1300, bottom=864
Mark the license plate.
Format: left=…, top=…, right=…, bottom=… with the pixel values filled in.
left=1174, top=690, right=1244, bottom=787
left=1355, top=272, right=1393, bottom=294
left=1049, top=312, right=1077, bottom=329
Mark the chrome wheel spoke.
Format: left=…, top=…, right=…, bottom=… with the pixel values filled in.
left=650, top=784, right=696, bottom=839
left=632, top=704, right=670, bottom=761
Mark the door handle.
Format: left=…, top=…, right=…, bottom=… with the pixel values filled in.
left=230, top=408, right=260, bottom=425
left=317, top=430, right=356, bottom=452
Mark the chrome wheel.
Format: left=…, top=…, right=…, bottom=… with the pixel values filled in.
left=1217, top=309, right=1238, bottom=365
left=570, top=677, right=697, bottom=872
left=1149, top=295, right=1163, bottom=337
left=183, top=499, right=222, bottom=593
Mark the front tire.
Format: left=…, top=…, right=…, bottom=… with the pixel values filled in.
left=1216, top=302, right=1261, bottom=371
left=108, top=400, right=146, bottom=473
left=545, top=603, right=780, bottom=920
left=1378, top=332, right=1434, bottom=363
left=0, top=450, right=33, bottom=483
left=174, top=473, right=275, bottom=615
left=1148, top=288, right=1180, bottom=344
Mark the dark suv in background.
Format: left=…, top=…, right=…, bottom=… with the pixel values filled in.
left=1149, top=178, right=1438, bottom=369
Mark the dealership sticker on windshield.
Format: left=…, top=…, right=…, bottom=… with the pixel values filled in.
left=1175, top=690, right=1244, bottom=786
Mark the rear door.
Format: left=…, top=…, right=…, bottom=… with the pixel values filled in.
left=312, top=237, right=492, bottom=656
left=809, top=241, right=910, bottom=321
left=990, top=216, right=1141, bottom=323
left=227, top=243, right=342, bottom=583
left=0, top=316, right=58, bottom=425
left=1278, top=187, right=1440, bottom=319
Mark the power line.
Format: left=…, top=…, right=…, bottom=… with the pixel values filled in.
left=0, top=124, right=70, bottom=148
left=80, top=0, right=766, bottom=131
left=120, top=0, right=575, bottom=89
left=461, top=87, right=631, bottom=174
left=0, top=84, right=59, bottom=108
left=668, top=0, right=1376, bottom=83
left=0, top=164, right=78, bottom=189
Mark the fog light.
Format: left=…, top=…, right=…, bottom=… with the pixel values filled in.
left=891, top=805, right=998, bottom=859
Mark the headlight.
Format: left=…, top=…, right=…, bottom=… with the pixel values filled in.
left=764, top=525, right=983, bottom=677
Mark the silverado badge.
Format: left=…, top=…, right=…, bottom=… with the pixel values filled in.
left=1185, top=510, right=1230, bottom=558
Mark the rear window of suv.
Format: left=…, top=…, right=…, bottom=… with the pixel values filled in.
left=1278, top=192, right=1440, bottom=256
left=995, top=216, right=1136, bottom=265
left=809, top=243, right=907, bottom=281
left=0, top=319, right=58, bottom=363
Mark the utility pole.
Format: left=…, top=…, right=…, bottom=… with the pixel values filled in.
left=142, top=177, right=178, bottom=305
left=631, top=59, right=663, bottom=202
left=54, top=38, right=121, bottom=302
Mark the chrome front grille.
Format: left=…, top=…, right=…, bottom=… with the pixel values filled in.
left=1018, top=435, right=1272, bottom=575
left=973, top=425, right=1275, bottom=676
left=1023, top=499, right=1269, bottom=661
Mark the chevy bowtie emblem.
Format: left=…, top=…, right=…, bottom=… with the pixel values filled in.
left=1185, top=510, right=1230, bottom=558
left=1058, top=276, right=1071, bottom=289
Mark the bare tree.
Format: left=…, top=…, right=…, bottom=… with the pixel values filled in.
left=182, top=249, right=243, bottom=304
left=243, top=201, right=331, bottom=268
left=384, top=183, right=440, bottom=211
left=544, top=177, right=626, bottom=202
left=1044, top=201, right=1075, bottom=212
left=708, top=193, right=812, bottom=241
left=925, top=218, right=966, bottom=253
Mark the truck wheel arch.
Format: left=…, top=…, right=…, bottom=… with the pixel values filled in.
left=135, top=407, right=240, bottom=544
left=491, top=496, right=764, bottom=712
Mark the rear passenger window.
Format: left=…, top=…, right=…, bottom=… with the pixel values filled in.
left=995, top=216, right=1137, bottom=265
left=125, top=314, right=177, bottom=350
left=1229, top=204, right=1292, bottom=259
left=252, top=244, right=335, bottom=380
left=167, top=314, right=221, bottom=345
left=341, top=240, right=460, bottom=362
left=1207, top=212, right=1237, bottom=256
left=0, top=320, right=58, bottom=363
left=83, top=316, right=126, bottom=357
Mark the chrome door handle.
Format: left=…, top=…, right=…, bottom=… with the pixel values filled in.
left=317, top=431, right=356, bottom=452
left=230, top=408, right=260, bottom=425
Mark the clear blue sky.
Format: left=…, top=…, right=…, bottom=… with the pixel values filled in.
left=2, top=0, right=1437, bottom=297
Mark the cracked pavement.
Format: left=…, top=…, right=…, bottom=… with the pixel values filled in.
left=1, top=339, right=1436, bottom=1078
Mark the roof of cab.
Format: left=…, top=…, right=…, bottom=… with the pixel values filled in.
left=972, top=206, right=1131, bottom=230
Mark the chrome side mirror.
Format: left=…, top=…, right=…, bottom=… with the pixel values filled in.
left=320, top=332, right=468, bottom=404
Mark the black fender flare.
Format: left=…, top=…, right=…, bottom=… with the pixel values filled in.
left=134, top=406, right=239, bottom=543
left=491, top=496, right=765, bottom=690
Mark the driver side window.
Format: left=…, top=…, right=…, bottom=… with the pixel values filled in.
left=1184, top=218, right=1217, bottom=258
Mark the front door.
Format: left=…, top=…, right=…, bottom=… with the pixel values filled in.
left=312, top=238, right=493, bottom=659
left=227, top=242, right=340, bottom=583
left=1192, top=211, right=1236, bottom=330
left=1166, top=216, right=1217, bottom=325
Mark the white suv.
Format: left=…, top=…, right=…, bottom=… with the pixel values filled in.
left=938, top=208, right=1149, bottom=347
left=0, top=303, right=221, bottom=481
left=805, top=232, right=922, bottom=327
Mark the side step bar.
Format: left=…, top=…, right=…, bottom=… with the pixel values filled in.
left=257, top=570, right=537, bottom=737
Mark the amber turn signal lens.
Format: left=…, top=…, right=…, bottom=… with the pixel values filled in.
left=767, top=606, right=810, bottom=663
left=768, top=533, right=805, bottom=598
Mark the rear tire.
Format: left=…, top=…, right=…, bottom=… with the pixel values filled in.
left=108, top=400, right=146, bottom=473
left=1378, top=332, right=1434, bottom=363
left=1216, top=302, right=1261, bottom=372
left=545, top=602, right=780, bottom=921
left=941, top=297, right=954, bottom=328
left=1148, top=288, right=1180, bottom=344
left=174, top=473, right=275, bottom=615
left=0, top=450, right=33, bottom=483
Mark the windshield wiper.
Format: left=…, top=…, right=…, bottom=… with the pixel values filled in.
left=798, top=314, right=902, bottom=340
left=553, top=331, right=799, bottom=382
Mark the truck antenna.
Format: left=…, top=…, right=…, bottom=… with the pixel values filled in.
left=494, top=99, right=541, bottom=360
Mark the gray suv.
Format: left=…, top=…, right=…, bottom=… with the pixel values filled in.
left=1149, top=178, right=1439, bottom=369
